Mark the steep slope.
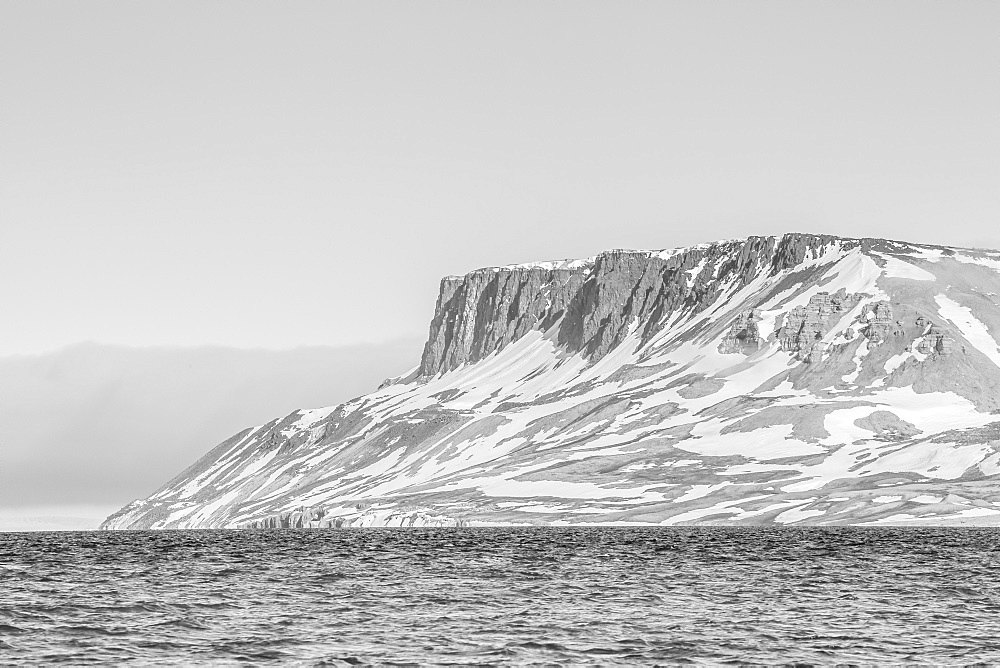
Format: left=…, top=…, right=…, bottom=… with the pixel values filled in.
left=103, top=233, right=1000, bottom=529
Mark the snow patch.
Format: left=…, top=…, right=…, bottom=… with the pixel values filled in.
left=775, top=505, right=825, bottom=524
left=935, top=294, right=1000, bottom=368
left=877, top=254, right=936, bottom=281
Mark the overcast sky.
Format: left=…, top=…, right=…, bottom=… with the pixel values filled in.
left=0, top=340, right=421, bottom=529
left=2, top=2, right=998, bottom=528
left=2, top=1, right=998, bottom=357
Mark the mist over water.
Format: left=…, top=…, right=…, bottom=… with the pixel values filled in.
left=0, top=340, right=420, bottom=513
left=2, top=527, right=1000, bottom=664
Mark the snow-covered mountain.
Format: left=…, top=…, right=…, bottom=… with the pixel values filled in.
left=102, top=233, right=1000, bottom=529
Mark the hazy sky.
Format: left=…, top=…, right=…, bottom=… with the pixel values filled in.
left=2, top=1, right=997, bottom=357
left=0, top=339, right=422, bottom=529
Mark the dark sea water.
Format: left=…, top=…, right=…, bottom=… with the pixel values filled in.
left=3, top=527, right=1000, bottom=665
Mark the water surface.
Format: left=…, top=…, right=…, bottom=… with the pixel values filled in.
left=2, top=527, right=1000, bottom=664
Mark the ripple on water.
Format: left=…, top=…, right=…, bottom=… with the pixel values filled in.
left=2, top=527, right=1000, bottom=663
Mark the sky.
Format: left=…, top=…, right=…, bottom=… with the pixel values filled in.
left=0, top=340, right=422, bottom=529
left=1, top=1, right=998, bottom=527
left=2, top=1, right=998, bottom=357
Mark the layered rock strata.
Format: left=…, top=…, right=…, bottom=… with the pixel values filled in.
left=420, top=234, right=843, bottom=376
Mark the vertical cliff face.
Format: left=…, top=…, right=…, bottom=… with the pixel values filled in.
left=420, top=233, right=848, bottom=376
left=418, top=266, right=589, bottom=376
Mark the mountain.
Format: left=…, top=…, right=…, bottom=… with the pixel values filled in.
left=102, top=233, right=1000, bottom=529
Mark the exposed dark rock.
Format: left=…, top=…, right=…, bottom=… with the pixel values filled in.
left=720, top=310, right=762, bottom=354
left=853, top=411, right=922, bottom=440
left=776, top=289, right=864, bottom=361
left=420, top=234, right=851, bottom=376
left=861, top=301, right=896, bottom=345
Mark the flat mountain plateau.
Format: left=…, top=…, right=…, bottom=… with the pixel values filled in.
left=103, top=233, right=1000, bottom=529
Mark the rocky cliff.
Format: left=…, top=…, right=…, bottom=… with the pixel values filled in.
left=103, top=233, right=1000, bottom=529
left=419, top=234, right=842, bottom=376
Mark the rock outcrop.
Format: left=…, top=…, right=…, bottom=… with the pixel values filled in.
left=922, top=324, right=956, bottom=355
left=776, top=289, right=865, bottom=361
left=240, top=506, right=467, bottom=529
left=720, top=310, right=762, bottom=354
left=861, top=301, right=897, bottom=345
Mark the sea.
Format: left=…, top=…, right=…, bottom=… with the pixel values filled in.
left=2, top=527, right=1000, bottom=665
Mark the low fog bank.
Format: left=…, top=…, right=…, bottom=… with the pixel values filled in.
left=0, top=339, right=422, bottom=525
left=0, top=505, right=120, bottom=532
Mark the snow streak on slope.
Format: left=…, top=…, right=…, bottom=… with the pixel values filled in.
left=935, top=295, right=1000, bottom=369
left=102, top=235, right=1000, bottom=530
